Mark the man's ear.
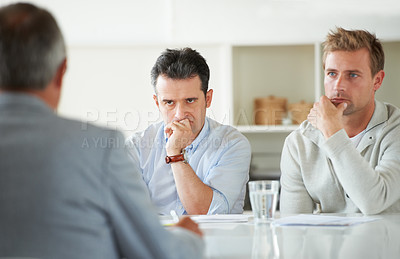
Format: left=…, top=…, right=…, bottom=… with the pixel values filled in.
left=373, top=70, right=385, bottom=91
left=205, top=89, right=213, bottom=108
left=43, top=58, right=67, bottom=110
left=54, top=58, right=67, bottom=90
left=153, top=94, right=160, bottom=109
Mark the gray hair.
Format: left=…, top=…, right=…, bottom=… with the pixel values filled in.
left=0, top=3, right=66, bottom=90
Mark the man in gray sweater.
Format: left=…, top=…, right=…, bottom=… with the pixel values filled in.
left=0, top=3, right=203, bottom=258
left=280, top=27, right=400, bottom=215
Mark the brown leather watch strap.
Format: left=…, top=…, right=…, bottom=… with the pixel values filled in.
left=165, top=154, right=185, bottom=164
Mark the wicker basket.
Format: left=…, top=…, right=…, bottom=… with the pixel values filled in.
left=254, top=96, right=287, bottom=125
left=288, top=100, right=313, bottom=124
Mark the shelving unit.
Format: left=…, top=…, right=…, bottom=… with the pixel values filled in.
left=235, top=125, right=299, bottom=133
left=228, top=43, right=319, bottom=180
left=231, top=43, right=319, bottom=126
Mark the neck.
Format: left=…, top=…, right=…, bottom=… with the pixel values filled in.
left=0, top=88, right=58, bottom=111
left=342, top=102, right=375, bottom=138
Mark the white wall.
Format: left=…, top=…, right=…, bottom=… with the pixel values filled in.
left=60, top=44, right=228, bottom=136
left=2, top=0, right=400, bottom=135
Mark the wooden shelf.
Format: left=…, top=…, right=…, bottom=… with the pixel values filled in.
left=235, top=124, right=299, bottom=133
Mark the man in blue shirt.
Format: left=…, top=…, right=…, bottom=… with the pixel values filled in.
left=126, top=48, right=251, bottom=215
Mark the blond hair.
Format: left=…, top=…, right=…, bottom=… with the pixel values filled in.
left=322, top=27, right=384, bottom=76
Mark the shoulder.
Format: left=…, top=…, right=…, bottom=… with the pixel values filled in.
left=206, top=118, right=251, bottom=150
left=286, top=120, right=311, bottom=140
left=125, top=121, right=164, bottom=147
left=284, top=120, right=321, bottom=149
left=374, top=102, right=400, bottom=142
left=384, top=102, right=400, bottom=122
left=55, top=115, right=122, bottom=140
left=371, top=101, right=400, bottom=134
left=46, top=116, right=128, bottom=167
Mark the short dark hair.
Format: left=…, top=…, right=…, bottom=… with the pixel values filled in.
left=323, top=27, right=385, bottom=77
left=0, top=3, right=66, bottom=90
left=150, top=48, right=210, bottom=96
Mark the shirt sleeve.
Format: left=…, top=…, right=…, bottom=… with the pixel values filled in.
left=322, top=129, right=400, bottom=214
left=280, top=133, right=315, bottom=214
left=102, top=131, right=204, bottom=258
left=204, top=135, right=251, bottom=214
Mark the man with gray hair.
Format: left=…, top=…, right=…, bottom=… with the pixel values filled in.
left=0, top=3, right=203, bottom=259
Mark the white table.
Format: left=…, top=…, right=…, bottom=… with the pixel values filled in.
left=199, top=213, right=400, bottom=259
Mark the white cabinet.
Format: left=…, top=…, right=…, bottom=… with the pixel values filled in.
left=231, top=44, right=320, bottom=127
left=225, top=43, right=321, bottom=179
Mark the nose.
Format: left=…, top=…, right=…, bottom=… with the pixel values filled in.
left=334, top=74, right=345, bottom=92
left=174, top=103, right=188, bottom=121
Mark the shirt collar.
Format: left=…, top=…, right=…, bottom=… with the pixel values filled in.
left=187, top=117, right=210, bottom=152
left=366, top=100, right=387, bottom=132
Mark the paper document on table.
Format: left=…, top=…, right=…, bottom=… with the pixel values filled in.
left=190, top=214, right=251, bottom=223
left=272, top=214, right=381, bottom=227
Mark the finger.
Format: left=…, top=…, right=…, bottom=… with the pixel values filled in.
left=337, top=102, right=348, bottom=112
left=164, top=127, right=173, bottom=138
left=320, top=95, right=330, bottom=103
left=307, top=112, right=316, bottom=121
left=176, top=217, right=203, bottom=237
left=308, top=107, right=317, bottom=116
left=172, top=120, right=191, bottom=131
left=178, top=118, right=191, bottom=127
left=171, top=121, right=184, bottom=130
left=165, top=121, right=174, bottom=131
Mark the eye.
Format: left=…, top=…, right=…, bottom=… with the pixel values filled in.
left=349, top=73, right=358, bottom=78
left=327, top=72, right=336, bottom=77
left=186, top=98, right=195, bottom=104
left=164, top=100, right=174, bottom=106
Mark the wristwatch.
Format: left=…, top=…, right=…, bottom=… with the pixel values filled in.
left=165, top=149, right=188, bottom=164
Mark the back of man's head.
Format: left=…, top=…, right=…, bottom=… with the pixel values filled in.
left=0, top=3, right=66, bottom=90
left=150, top=47, right=210, bottom=96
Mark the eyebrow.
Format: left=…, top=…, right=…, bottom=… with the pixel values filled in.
left=161, top=97, right=198, bottom=102
left=326, top=68, right=363, bottom=74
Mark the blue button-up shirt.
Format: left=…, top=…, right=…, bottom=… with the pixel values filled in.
left=126, top=117, right=251, bottom=215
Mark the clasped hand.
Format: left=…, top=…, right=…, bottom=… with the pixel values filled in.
left=165, top=119, right=195, bottom=156
left=307, top=96, right=347, bottom=139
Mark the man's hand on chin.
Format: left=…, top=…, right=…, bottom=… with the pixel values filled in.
left=307, top=96, right=347, bottom=139
left=165, top=119, right=194, bottom=155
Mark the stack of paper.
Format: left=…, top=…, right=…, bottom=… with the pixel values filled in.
left=190, top=214, right=251, bottom=223
left=272, top=214, right=381, bottom=227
